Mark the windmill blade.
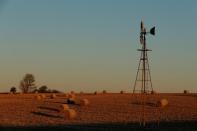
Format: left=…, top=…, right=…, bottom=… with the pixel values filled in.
left=141, top=21, right=144, bottom=33
left=140, top=21, right=144, bottom=44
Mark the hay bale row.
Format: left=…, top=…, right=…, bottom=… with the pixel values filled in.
left=67, top=96, right=89, bottom=106
left=35, top=94, right=57, bottom=100
left=102, top=90, right=107, bottom=94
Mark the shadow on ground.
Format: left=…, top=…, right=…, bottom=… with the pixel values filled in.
left=31, top=111, right=62, bottom=118
left=0, top=120, right=196, bottom=131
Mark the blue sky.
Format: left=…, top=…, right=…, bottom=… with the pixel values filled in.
left=0, top=0, right=196, bottom=92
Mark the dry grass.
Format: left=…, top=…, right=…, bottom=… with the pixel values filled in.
left=0, top=93, right=196, bottom=127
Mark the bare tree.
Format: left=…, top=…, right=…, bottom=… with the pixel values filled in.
left=19, top=74, right=36, bottom=93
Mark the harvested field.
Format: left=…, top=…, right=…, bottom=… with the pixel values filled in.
left=0, top=93, right=196, bottom=131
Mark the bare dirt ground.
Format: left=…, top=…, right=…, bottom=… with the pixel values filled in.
left=0, top=93, right=196, bottom=131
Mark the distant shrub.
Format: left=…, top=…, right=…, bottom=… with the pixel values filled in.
left=38, top=85, right=48, bottom=93
left=183, top=90, right=189, bottom=94
left=51, top=89, right=61, bottom=93
left=103, top=90, right=107, bottom=94
left=10, top=87, right=17, bottom=94
left=94, top=91, right=98, bottom=95
left=120, top=90, right=124, bottom=94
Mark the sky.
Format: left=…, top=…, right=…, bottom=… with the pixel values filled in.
left=0, top=0, right=196, bottom=93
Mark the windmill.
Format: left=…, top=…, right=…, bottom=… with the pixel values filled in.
left=133, top=21, right=156, bottom=127
left=133, top=21, right=155, bottom=94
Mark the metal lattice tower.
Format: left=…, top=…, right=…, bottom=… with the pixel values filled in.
left=133, top=21, right=155, bottom=94
left=133, top=21, right=156, bottom=127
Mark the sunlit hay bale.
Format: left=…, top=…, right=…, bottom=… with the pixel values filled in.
left=157, top=99, right=168, bottom=107
left=94, top=91, right=98, bottom=95
left=102, top=90, right=107, bottom=94
left=35, top=95, right=41, bottom=100
left=50, top=93, right=56, bottom=99
left=41, top=94, right=46, bottom=99
left=60, top=104, right=69, bottom=111
left=120, top=90, right=125, bottom=94
left=80, top=99, right=89, bottom=106
left=68, top=93, right=76, bottom=99
left=183, top=90, right=189, bottom=94
left=64, top=109, right=77, bottom=119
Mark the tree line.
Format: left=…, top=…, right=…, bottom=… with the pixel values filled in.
left=10, top=73, right=60, bottom=94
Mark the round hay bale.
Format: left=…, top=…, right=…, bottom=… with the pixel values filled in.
left=103, top=90, right=107, bottom=94
left=80, top=99, right=89, bottom=106
left=61, top=104, right=69, bottom=111
left=50, top=94, right=56, bottom=99
left=120, top=90, right=124, bottom=94
left=68, top=93, right=76, bottom=99
left=36, top=95, right=41, bottom=100
left=183, top=90, right=189, bottom=94
left=64, top=109, right=77, bottom=119
left=41, top=94, right=46, bottom=99
left=157, top=99, right=168, bottom=107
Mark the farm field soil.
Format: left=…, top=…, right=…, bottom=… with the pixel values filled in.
left=0, top=93, right=196, bottom=131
